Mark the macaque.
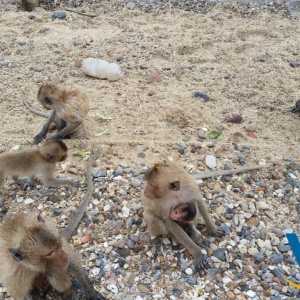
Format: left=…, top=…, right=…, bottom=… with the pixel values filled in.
left=23, top=82, right=89, bottom=143
left=0, top=213, right=107, bottom=300
left=142, top=162, right=228, bottom=275
left=170, top=202, right=197, bottom=223
left=0, top=139, right=78, bottom=188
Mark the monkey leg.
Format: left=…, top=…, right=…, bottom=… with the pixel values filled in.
left=12, top=175, right=35, bottom=188
left=196, top=196, right=219, bottom=235
left=165, top=218, right=208, bottom=276
left=178, top=222, right=200, bottom=242
left=47, top=268, right=72, bottom=294
left=68, top=257, right=107, bottom=300
left=49, top=122, right=82, bottom=141
left=143, top=211, right=168, bottom=236
left=35, top=110, right=57, bottom=143
left=42, top=175, right=79, bottom=188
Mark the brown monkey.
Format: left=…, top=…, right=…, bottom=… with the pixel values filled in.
left=142, top=162, right=227, bottom=275
left=0, top=213, right=107, bottom=300
left=23, top=82, right=89, bottom=143
left=0, top=140, right=78, bottom=188
left=170, top=202, right=197, bottom=223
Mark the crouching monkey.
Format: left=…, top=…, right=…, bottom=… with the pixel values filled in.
left=0, top=213, right=107, bottom=300
left=142, top=162, right=225, bottom=275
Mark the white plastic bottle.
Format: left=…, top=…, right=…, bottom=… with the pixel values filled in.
left=82, top=58, right=123, bottom=81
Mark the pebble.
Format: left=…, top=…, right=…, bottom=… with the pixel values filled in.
left=194, top=91, right=209, bottom=101
left=126, top=1, right=135, bottom=9
left=205, top=155, right=217, bottom=169
left=24, top=198, right=34, bottom=205
left=52, top=12, right=67, bottom=20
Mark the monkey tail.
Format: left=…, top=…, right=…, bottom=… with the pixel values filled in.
left=22, top=97, right=49, bottom=118
left=62, top=148, right=101, bottom=240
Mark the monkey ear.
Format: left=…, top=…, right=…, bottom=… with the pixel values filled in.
left=46, top=153, right=55, bottom=162
left=37, top=215, right=45, bottom=223
left=9, top=248, right=23, bottom=262
left=170, top=181, right=180, bottom=191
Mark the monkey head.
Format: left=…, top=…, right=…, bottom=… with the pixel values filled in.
left=170, top=202, right=197, bottom=222
left=8, top=215, right=68, bottom=272
left=39, top=139, right=68, bottom=162
left=144, top=163, right=181, bottom=200
left=38, top=83, right=61, bottom=110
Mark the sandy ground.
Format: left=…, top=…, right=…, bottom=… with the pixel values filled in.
left=0, top=0, right=300, bottom=299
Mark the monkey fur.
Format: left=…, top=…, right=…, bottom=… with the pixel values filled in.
left=23, top=82, right=89, bottom=143
left=0, top=213, right=107, bottom=299
left=0, top=139, right=78, bottom=188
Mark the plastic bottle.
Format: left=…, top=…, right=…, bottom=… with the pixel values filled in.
left=82, top=58, right=123, bottom=81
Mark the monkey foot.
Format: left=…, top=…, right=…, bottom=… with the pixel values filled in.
left=194, top=257, right=208, bottom=276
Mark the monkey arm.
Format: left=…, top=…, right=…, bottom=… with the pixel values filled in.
left=48, top=122, right=81, bottom=140
left=34, top=110, right=56, bottom=143
left=195, top=196, right=225, bottom=236
left=164, top=218, right=208, bottom=275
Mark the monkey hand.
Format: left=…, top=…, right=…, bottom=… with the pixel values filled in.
left=70, top=180, right=80, bottom=188
left=193, top=254, right=208, bottom=277
left=213, top=226, right=226, bottom=237
left=34, top=131, right=46, bottom=143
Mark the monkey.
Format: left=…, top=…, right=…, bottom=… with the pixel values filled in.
left=0, top=213, right=107, bottom=300
left=20, top=0, right=39, bottom=11
left=0, top=139, right=79, bottom=188
left=142, top=162, right=246, bottom=275
left=170, top=202, right=197, bottom=223
left=23, top=82, right=89, bottom=143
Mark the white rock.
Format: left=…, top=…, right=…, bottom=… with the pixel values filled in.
left=122, top=206, right=130, bottom=217
left=255, top=201, right=269, bottom=210
left=238, top=244, right=248, bottom=254
left=24, top=198, right=34, bottom=205
left=10, top=145, right=20, bottom=151
left=246, top=290, right=256, bottom=297
left=205, top=155, right=217, bottom=169
left=185, top=268, right=193, bottom=275
left=107, top=284, right=119, bottom=294
left=103, top=204, right=111, bottom=212
left=37, top=204, right=44, bottom=210
left=91, top=267, right=100, bottom=276
left=222, top=277, right=232, bottom=284
left=248, top=248, right=259, bottom=256
left=16, top=197, right=24, bottom=203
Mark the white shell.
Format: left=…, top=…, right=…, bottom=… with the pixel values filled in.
left=82, top=57, right=123, bottom=81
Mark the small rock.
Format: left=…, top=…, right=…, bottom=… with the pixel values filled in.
left=205, top=155, right=217, bottom=169
left=148, top=73, right=162, bottom=83
left=126, top=1, right=135, bottom=9
left=52, top=12, right=67, bottom=20
left=198, top=129, right=207, bottom=139
left=289, top=61, right=300, bottom=68
left=81, top=235, right=91, bottom=244
left=24, top=198, right=34, bottom=205
left=194, top=91, right=209, bottom=101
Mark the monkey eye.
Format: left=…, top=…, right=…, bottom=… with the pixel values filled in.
left=44, top=97, right=52, bottom=105
left=45, top=250, right=54, bottom=257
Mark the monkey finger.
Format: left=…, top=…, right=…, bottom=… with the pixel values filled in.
left=34, top=133, right=46, bottom=143
left=194, top=257, right=208, bottom=276
left=215, top=227, right=226, bottom=237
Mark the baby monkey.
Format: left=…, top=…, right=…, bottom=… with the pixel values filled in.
left=23, top=82, right=89, bottom=143
left=0, top=139, right=78, bottom=188
left=0, top=213, right=107, bottom=300
left=170, top=202, right=196, bottom=223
